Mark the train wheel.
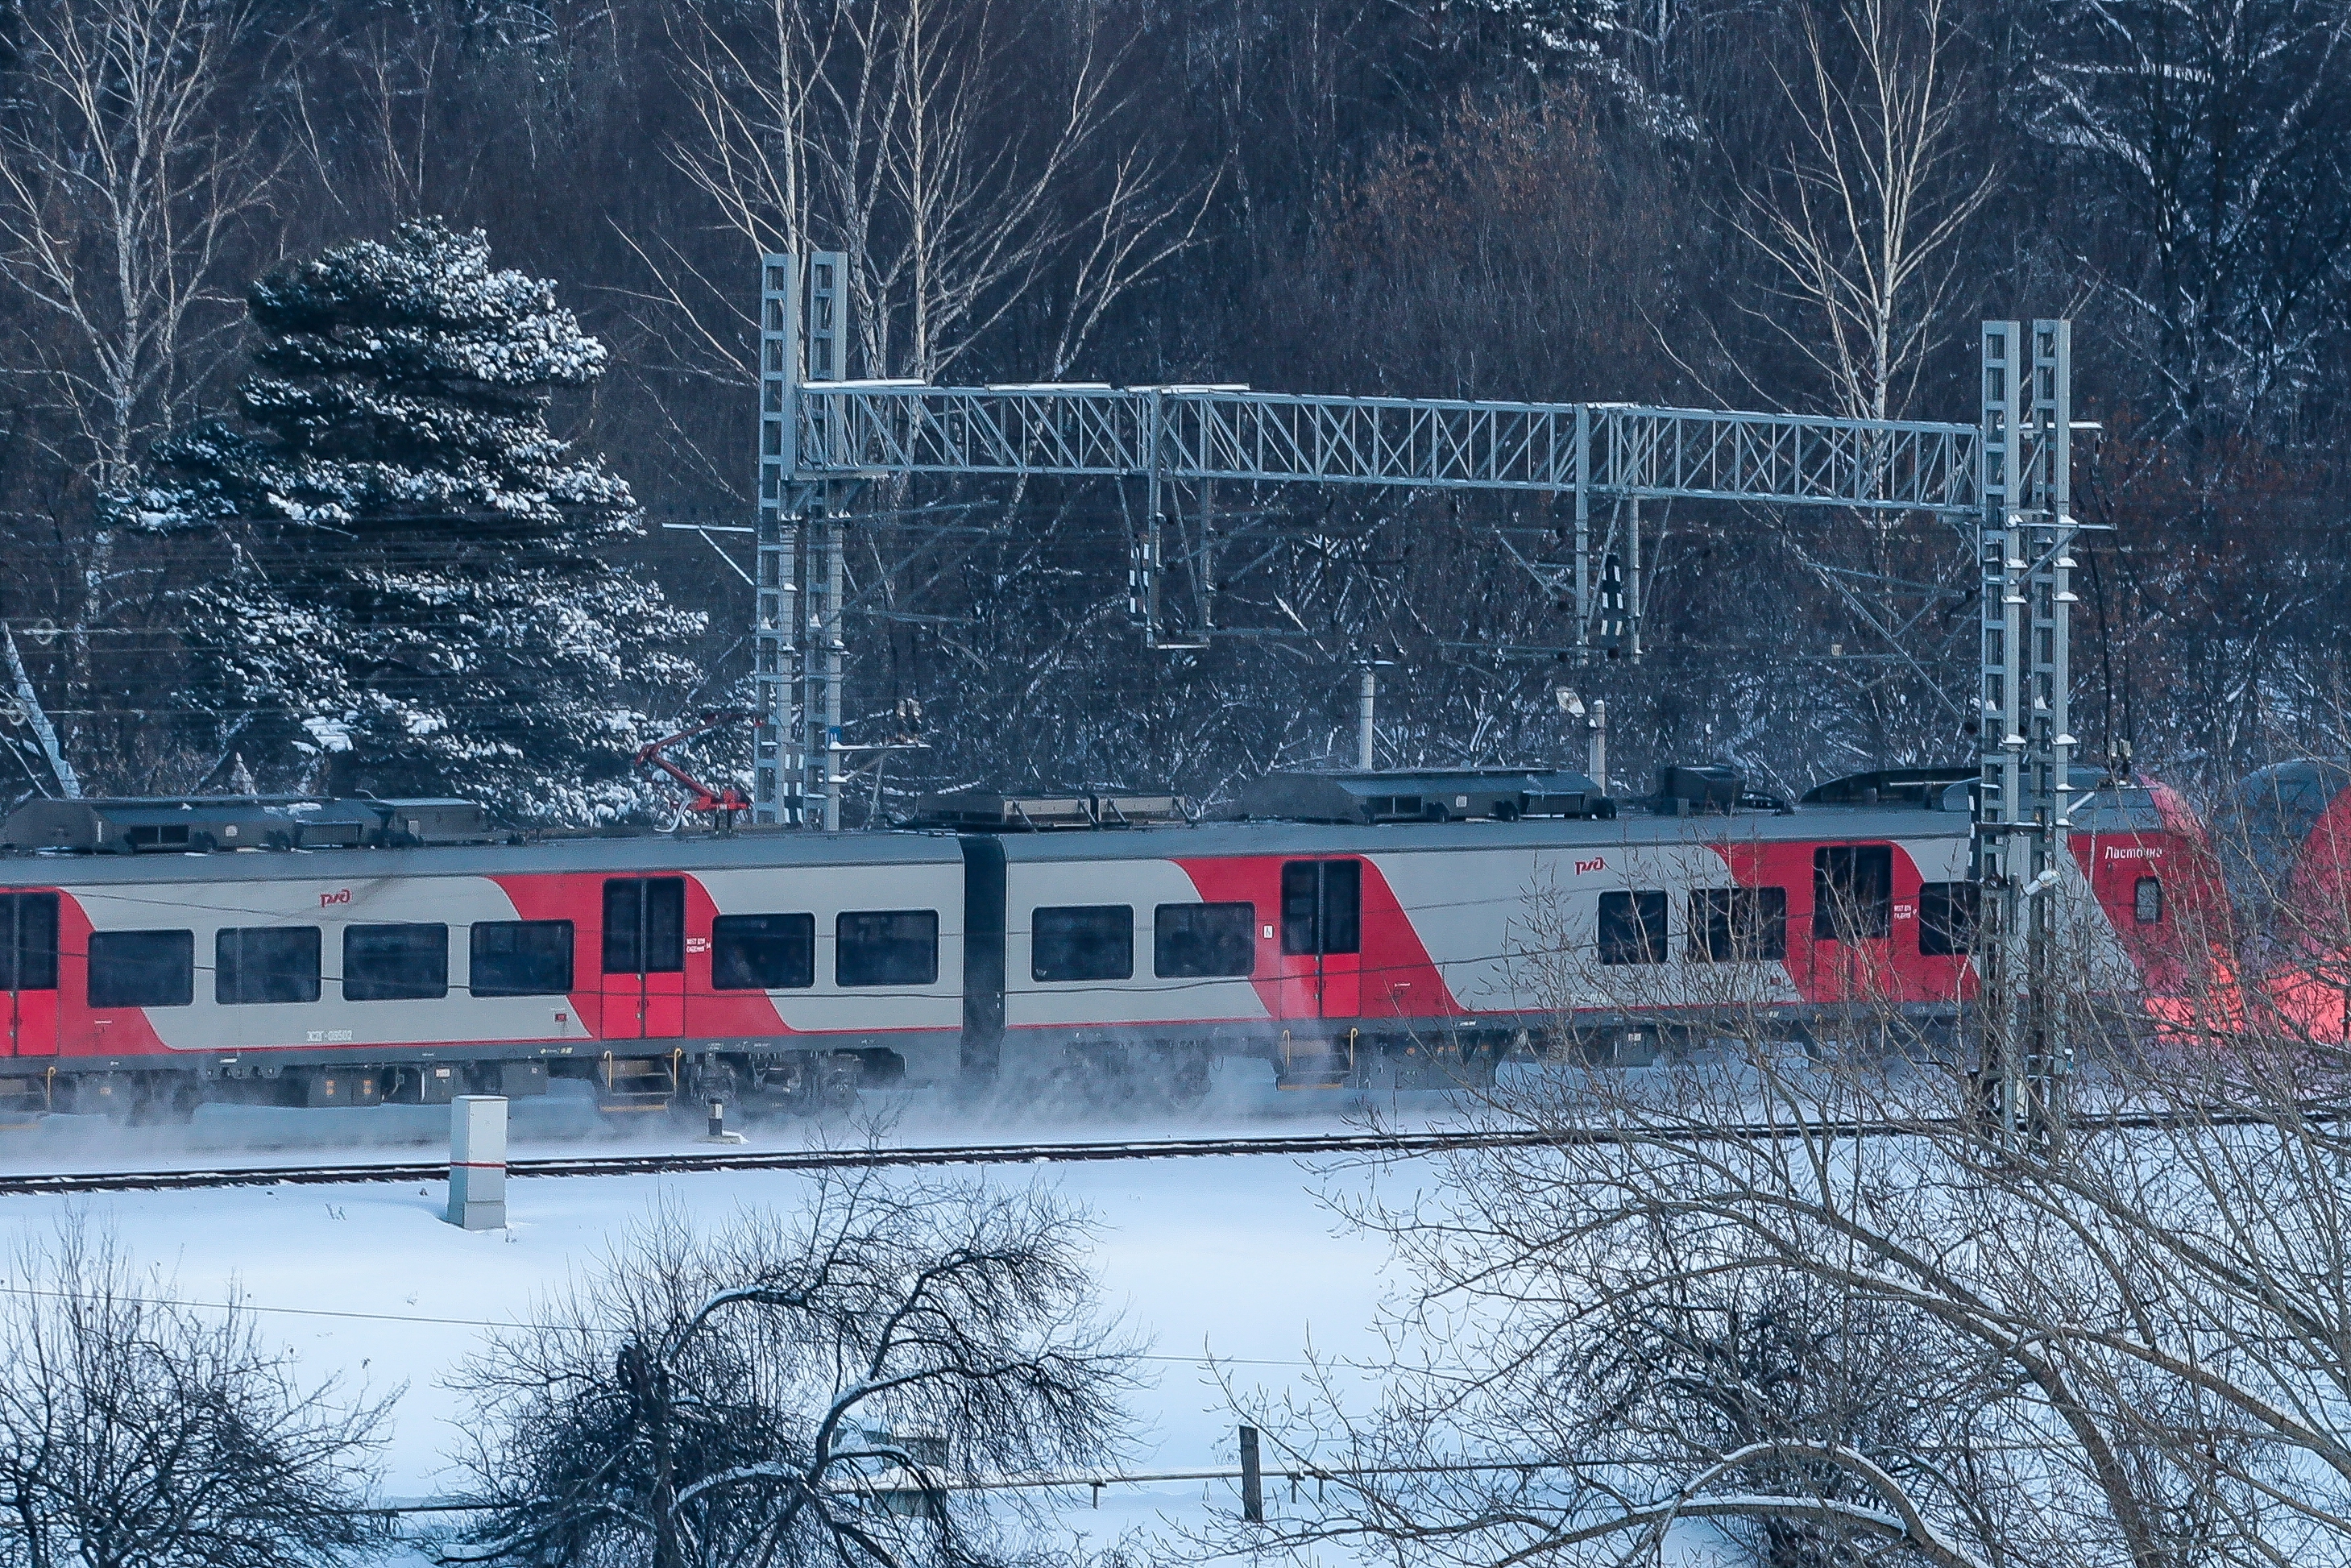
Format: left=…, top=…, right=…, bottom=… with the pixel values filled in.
left=674, top=1060, right=740, bottom=1128
left=1162, top=1048, right=1211, bottom=1110
left=128, top=1082, right=199, bottom=1126
left=61, top=1074, right=133, bottom=1119
left=815, top=1054, right=860, bottom=1114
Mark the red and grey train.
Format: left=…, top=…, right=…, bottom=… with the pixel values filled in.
left=0, top=763, right=2219, bottom=1118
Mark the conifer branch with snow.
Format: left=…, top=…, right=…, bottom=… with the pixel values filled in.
left=114, top=220, right=703, bottom=823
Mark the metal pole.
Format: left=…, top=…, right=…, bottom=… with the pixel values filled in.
left=1976, top=319, right=2072, bottom=1153
left=1357, top=667, right=1376, bottom=770
left=1200, top=479, right=1217, bottom=631
left=1573, top=406, right=1591, bottom=662
left=446, top=1095, right=507, bottom=1230
left=1588, top=698, right=1607, bottom=791
left=753, top=255, right=802, bottom=826
left=1134, top=391, right=1164, bottom=640
left=1978, top=320, right=2026, bottom=1144
left=1626, top=497, right=1642, bottom=663
left=1238, top=1426, right=1264, bottom=1523
left=802, top=252, right=847, bottom=832
left=821, top=508, right=846, bottom=832
left=2027, top=318, right=2075, bottom=1146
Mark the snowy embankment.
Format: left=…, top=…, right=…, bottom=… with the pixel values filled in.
left=0, top=1064, right=1420, bottom=1558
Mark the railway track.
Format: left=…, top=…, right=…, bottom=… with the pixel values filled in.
left=0, top=1097, right=2320, bottom=1197
left=0, top=1127, right=1545, bottom=1197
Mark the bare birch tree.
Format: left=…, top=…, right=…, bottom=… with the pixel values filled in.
left=0, top=0, right=276, bottom=492
left=0, top=0, right=280, bottom=794
left=650, top=0, right=1205, bottom=392
left=1733, top=0, right=1992, bottom=424
left=1713, top=0, right=1998, bottom=772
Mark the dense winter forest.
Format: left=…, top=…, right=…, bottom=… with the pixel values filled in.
left=2, top=0, right=2348, bottom=823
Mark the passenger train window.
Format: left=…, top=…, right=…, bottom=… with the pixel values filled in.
left=836, top=911, right=938, bottom=987
left=1032, top=906, right=1134, bottom=983
left=1689, top=887, right=1788, bottom=961
left=0, top=893, right=59, bottom=992
left=471, top=920, right=576, bottom=997
left=1918, top=881, right=1978, bottom=956
left=1155, top=902, right=1256, bottom=978
left=2134, top=876, right=2164, bottom=925
left=87, top=929, right=193, bottom=1008
left=216, top=927, right=322, bottom=1005
left=1280, top=861, right=1361, bottom=956
left=1598, top=891, right=1668, bottom=965
left=343, top=923, right=449, bottom=1002
left=1814, top=845, right=1894, bottom=941
left=603, top=878, right=686, bottom=974
left=711, top=914, right=815, bottom=990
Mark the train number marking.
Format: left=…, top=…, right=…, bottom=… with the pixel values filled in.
left=320, top=889, right=351, bottom=907
left=305, top=1029, right=355, bottom=1043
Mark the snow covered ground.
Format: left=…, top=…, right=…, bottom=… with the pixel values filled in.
left=0, top=1061, right=1422, bottom=1561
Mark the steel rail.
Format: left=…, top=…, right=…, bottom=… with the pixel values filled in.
left=0, top=1130, right=1532, bottom=1197
left=0, top=1100, right=2331, bottom=1198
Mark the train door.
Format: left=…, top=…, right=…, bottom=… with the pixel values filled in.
left=1278, top=860, right=1362, bottom=1019
left=0, top=894, right=59, bottom=1059
left=1808, top=844, right=1895, bottom=1002
left=601, top=877, right=686, bottom=1038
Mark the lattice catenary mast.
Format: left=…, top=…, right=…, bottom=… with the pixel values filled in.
left=747, top=254, right=2075, bottom=1146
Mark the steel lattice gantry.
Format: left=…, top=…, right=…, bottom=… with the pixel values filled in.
left=793, top=384, right=1983, bottom=502
left=748, top=255, right=2072, bottom=1147
left=785, top=381, right=1984, bottom=666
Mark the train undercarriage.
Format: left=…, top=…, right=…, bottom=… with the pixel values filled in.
left=0, top=1000, right=1977, bottom=1128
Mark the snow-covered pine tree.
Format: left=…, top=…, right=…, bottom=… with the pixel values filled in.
left=116, top=221, right=704, bottom=823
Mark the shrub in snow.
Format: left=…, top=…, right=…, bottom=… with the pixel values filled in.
left=0, top=1218, right=389, bottom=1568
left=116, top=219, right=703, bottom=823
left=448, top=1178, right=1138, bottom=1568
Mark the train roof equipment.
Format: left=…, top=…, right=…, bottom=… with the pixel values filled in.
left=1238, top=768, right=1611, bottom=824
left=1641, top=765, right=1793, bottom=816
left=1, top=795, right=495, bottom=854
left=907, top=791, right=1198, bottom=831
left=1800, top=766, right=1977, bottom=810
left=634, top=710, right=756, bottom=828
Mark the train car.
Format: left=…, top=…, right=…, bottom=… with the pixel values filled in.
left=2214, top=760, right=2351, bottom=1041
left=0, top=797, right=965, bottom=1117
left=0, top=765, right=2212, bottom=1119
